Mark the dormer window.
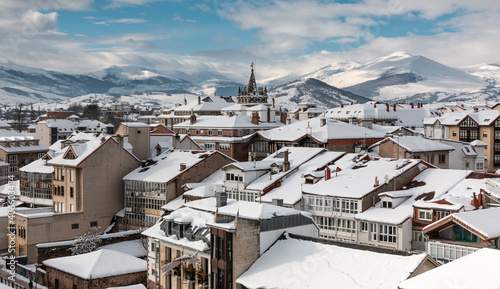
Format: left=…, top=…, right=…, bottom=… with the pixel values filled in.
left=64, top=150, right=76, bottom=160
left=382, top=201, right=392, bottom=208
left=418, top=209, right=432, bottom=221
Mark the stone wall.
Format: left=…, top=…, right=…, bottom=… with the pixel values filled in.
left=45, top=267, right=146, bottom=289
left=232, top=218, right=260, bottom=289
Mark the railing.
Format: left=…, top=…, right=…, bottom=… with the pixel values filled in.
left=0, top=276, right=25, bottom=289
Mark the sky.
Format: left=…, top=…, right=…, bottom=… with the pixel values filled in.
left=0, top=0, right=499, bottom=81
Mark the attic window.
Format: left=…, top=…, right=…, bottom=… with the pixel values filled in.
left=65, top=150, right=76, bottom=159
left=382, top=201, right=392, bottom=208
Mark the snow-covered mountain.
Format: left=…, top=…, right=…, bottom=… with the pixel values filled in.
left=0, top=63, right=244, bottom=106
left=292, top=52, right=496, bottom=103
left=269, top=78, right=370, bottom=111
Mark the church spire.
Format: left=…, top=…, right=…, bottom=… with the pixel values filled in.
left=247, top=62, right=257, bottom=95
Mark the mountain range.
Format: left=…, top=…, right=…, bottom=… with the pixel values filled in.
left=1, top=52, right=500, bottom=109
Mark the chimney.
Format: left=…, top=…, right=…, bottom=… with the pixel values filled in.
left=374, top=176, right=379, bottom=187
left=184, top=98, right=187, bottom=106
left=471, top=193, right=479, bottom=209
left=116, top=134, right=124, bottom=148
left=272, top=97, right=275, bottom=108
left=180, top=163, right=186, bottom=171
left=411, top=103, right=414, bottom=109
left=216, top=191, right=227, bottom=208
left=374, top=103, right=377, bottom=108
left=386, top=103, right=389, bottom=112
left=393, top=104, right=396, bottom=112
left=286, top=118, right=292, bottom=125
left=267, top=107, right=271, bottom=122
left=324, top=166, right=331, bottom=180
left=341, top=104, right=344, bottom=108
left=197, top=96, right=201, bottom=105
left=251, top=112, right=260, bottom=125
left=190, top=110, right=196, bottom=124
left=272, top=198, right=284, bottom=207
left=141, top=160, right=146, bottom=168
left=478, top=192, right=483, bottom=208
left=320, top=117, right=327, bottom=127
left=282, top=149, right=290, bottom=172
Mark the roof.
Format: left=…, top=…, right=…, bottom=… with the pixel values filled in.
left=174, top=115, right=282, bottom=129
left=0, top=129, right=39, bottom=141
left=43, top=249, right=146, bottom=279
left=423, top=207, right=500, bottom=240
left=142, top=207, right=213, bottom=251
left=0, top=144, right=48, bottom=153
left=377, top=136, right=455, bottom=152
left=123, top=150, right=217, bottom=183
left=184, top=197, right=312, bottom=221
left=173, top=97, right=231, bottom=112
left=39, top=119, right=108, bottom=132
left=303, top=154, right=423, bottom=198
left=237, top=235, right=429, bottom=289
left=19, top=158, right=54, bottom=174
left=398, top=248, right=500, bottom=289
left=246, top=117, right=384, bottom=143
left=356, top=169, right=469, bottom=224
left=425, top=110, right=500, bottom=127
left=47, top=137, right=108, bottom=167
left=107, top=285, right=147, bottom=289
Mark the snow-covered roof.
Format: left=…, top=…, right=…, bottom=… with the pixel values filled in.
left=142, top=207, right=213, bottom=251
left=356, top=169, right=469, bottom=224
left=374, top=136, right=454, bottom=152
left=174, top=115, right=282, bottom=129
left=0, top=144, right=48, bottom=153
left=99, top=239, right=147, bottom=258
left=398, top=248, right=500, bottom=289
left=107, top=285, right=147, bottom=289
left=43, top=249, right=146, bottom=279
left=424, top=207, right=500, bottom=240
left=303, top=154, right=423, bottom=198
left=259, top=151, right=346, bottom=205
left=123, top=150, right=217, bottom=183
left=247, top=117, right=384, bottom=143
left=173, top=97, right=232, bottom=112
left=435, top=177, right=500, bottom=210
left=40, top=119, right=107, bottom=132
left=425, top=110, right=500, bottom=126
left=47, top=137, right=109, bottom=167
left=19, top=158, right=53, bottom=174
left=325, top=102, right=431, bottom=127
left=0, top=129, right=38, bottom=141
left=183, top=169, right=224, bottom=198
left=237, top=235, right=429, bottom=289
left=185, top=197, right=311, bottom=221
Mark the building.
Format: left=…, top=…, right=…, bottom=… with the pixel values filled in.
left=36, top=118, right=113, bottom=147
left=287, top=102, right=325, bottom=120
left=222, top=147, right=345, bottom=209
left=302, top=154, right=426, bottom=243
left=36, top=111, right=75, bottom=122
left=0, top=161, right=8, bottom=185
left=158, top=96, right=233, bottom=130
left=143, top=195, right=319, bottom=289
left=43, top=249, right=147, bottom=289
left=244, top=117, right=385, bottom=161
left=325, top=102, right=434, bottom=129
left=14, top=135, right=140, bottom=263
left=122, top=149, right=234, bottom=229
left=237, top=233, right=439, bottom=289
left=398, top=248, right=500, bottom=289
left=423, top=110, right=500, bottom=172
left=369, top=136, right=454, bottom=169
left=422, top=207, right=500, bottom=263
left=432, top=139, right=487, bottom=172
left=0, top=129, right=49, bottom=180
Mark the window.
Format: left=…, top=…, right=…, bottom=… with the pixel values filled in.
left=413, top=230, right=423, bottom=242
left=483, top=131, right=488, bottom=137
left=196, top=130, right=200, bottom=135
left=8, top=155, right=18, bottom=164
left=452, top=131, right=457, bottom=137
left=70, top=170, right=74, bottom=182
left=71, top=223, right=79, bottom=229
left=418, top=209, right=432, bottom=221
left=55, top=279, right=59, bottom=289
left=37, top=152, right=45, bottom=159
left=436, top=211, right=450, bottom=220
left=439, top=154, right=446, bottom=164
left=219, top=143, right=230, bottom=151
left=369, top=223, right=377, bottom=240
left=361, top=222, right=368, bottom=231
left=204, top=143, right=215, bottom=150
left=218, top=130, right=222, bottom=136
left=382, top=201, right=392, bottom=208
left=208, top=130, right=213, bottom=135
left=90, top=221, right=98, bottom=227
left=379, top=224, right=397, bottom=243
left=70, top=187, right=74, bottom=198
left=476, top=162, right=484, bottom=170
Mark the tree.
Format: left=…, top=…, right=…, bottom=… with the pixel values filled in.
left=83, top=104, right=100, bottom=120
left=70, top=227, right=102, bottom=255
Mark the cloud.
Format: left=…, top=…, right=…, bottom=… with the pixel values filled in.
left=89, top=18, right=148, bottom=25
left=172, top=15, right=196, bottom=23
left=105, top=0, right=166, bottom=9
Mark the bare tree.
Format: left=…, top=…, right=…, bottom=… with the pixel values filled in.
left=70, top=227, right=102, bottom=255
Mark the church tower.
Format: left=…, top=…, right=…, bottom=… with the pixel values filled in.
left=237, top=62, right=268, bottom=105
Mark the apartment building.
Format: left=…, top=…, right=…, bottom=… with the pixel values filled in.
left=0, top=129, right=49, bottom=180
left=14, top=135, right=139, bottom=263
left=36, top=118, right=112, bottom=147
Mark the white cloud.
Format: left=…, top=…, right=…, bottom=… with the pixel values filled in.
left=90, top=18, right=148, bottom=25
left=105, top=0, right=166, bottom=9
